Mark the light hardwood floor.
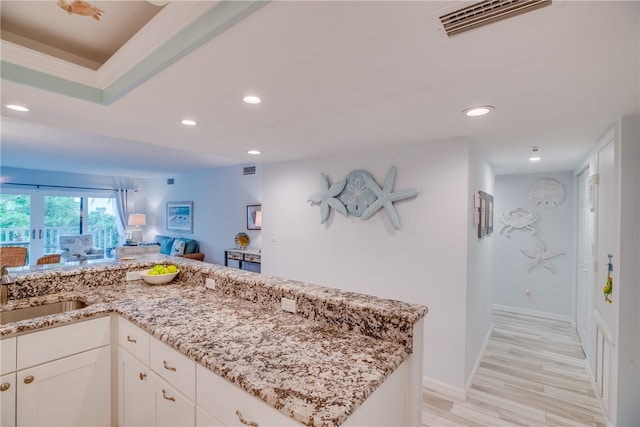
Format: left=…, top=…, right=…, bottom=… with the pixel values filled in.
left=422, top=311, right=606, bottom=426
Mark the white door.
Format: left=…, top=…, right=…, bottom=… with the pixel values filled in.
left=1, top=373, right=16, bottom=427
left=152, top=373, right=195, bottom=427
left=576, top=168, right=595, bottom=355
left=16, top=346, right=111, bottom=427
left=119, top=347, right=154, bottom=427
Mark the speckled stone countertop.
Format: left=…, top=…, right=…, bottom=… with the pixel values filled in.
left=0, top=257, right=427, bottom=426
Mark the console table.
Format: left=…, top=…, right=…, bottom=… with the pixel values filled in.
left=224, top=248, right=261, bottom=271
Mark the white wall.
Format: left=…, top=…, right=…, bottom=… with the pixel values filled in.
left=492, top=172, right=575, bottom=318
left=141, top=165, right=262, bottom=266
left=465, top=144, right=494, bottom=385
left=261, top=138, right=493, bottom=395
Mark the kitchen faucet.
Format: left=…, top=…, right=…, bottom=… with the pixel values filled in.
left=1, top=266, right=15, bottom=305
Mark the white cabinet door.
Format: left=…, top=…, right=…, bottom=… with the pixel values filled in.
left=196, top=406, right=223, bottom=427
left=119, top=347, right=154, bottom=427
left=16, top=345, right=110, bottom=427
left=152, top=372, right=195, bottom=427
left=1, top=373, right=16, bottom=427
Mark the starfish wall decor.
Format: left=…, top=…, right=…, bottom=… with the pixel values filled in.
left=307, top=166, right=418, bottom=229
left=520, top=239, right=565, bottom=273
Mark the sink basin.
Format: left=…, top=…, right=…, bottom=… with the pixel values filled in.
left=0, top=300, right=89, bottom=325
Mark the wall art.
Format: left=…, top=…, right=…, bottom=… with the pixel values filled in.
left=307, top=166, right=418, bottom=229
left=498, top=207, right=539, bottom=238
left=166, top=201, right=193, bottom=233
left=520, top=239, right=565, bottom=273
left=528, top=178, right=566, bottom=207
left=477, top=191, right=494, bottom=239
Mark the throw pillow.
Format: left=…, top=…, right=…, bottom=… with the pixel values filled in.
left=170, top=239, right=185, bottom=256
left=67, top=239, right=88, bottom=257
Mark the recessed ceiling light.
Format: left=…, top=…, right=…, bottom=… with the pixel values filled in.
left=247, top=150, right=261, bottom=155
left=6, top=104, right=29, bottom=112
left=529, top=156, right=541, bottom=162
left=462, top=105, right=495, bottom=117
left=181, top=119, right=197, bottom=126
left=243, top=95, right=261, bottom=105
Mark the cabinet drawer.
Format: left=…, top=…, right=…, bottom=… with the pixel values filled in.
left=1, top=337, right=16, bottom=375
left=196, top=365, right=298, bottom=426
left=151, top=372, right=195, bottom=427
left=17, top=316, right=110, bottom=370
left=227, top=252, right=243, bottom=261
left=118, top=317, right=150, bottom=364
left=150, top=338, right=195, bottom=402
left=244, top=254, right=261, bottom=263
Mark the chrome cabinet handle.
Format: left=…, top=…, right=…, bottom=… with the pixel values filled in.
left=161, top=389, right=175, bottom=402
left=127, top=335, right=137, bottom=343
left=162, top=360, right=176, bottom=371
left=235, top=410, right=259, bottom=427
left=0, top=383, right=10, bottom=392
left=139, top=372, right=146, bottom=381
left=24, top=375, right=35, bottom=384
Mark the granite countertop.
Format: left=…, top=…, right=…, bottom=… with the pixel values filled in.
left=0, top=258, right=427, bottom=426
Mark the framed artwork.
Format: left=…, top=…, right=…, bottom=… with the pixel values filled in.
left=478, top=191, right=494, bottom=239
left=166, top=201, right=193, bottom=233
left=247, top=204, right=262, bottom=230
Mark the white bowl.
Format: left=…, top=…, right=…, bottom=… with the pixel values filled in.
left=140, top=270, right=179, bottom=285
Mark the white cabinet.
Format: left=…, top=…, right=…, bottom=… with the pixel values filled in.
left=6, top=317, right=111, bottom=427
left=16, top=346, right=111, bottom=426
left=118, top=318, right=195, bottom=427
left=196, top=364, right=298, bottom=427
left=119, top=346, right=154, bottom=427
left=1, top=373, right=16, bottom=427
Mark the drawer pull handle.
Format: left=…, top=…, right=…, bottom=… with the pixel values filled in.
left=139, top=372, right=147, bottom=381
left=24, top=376, right=35, bottom=384
left=0, top=383, right=10, bottom=392
left=161, top=389, right=175, bottom=402
left=235, top=410, right=259, bottom=427
left=127, top=335, right=137, bottom=343
left=162, top=360, right=176, bottom=371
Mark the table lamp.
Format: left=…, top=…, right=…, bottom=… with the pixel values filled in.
left=128, top=213, right=146, bottom=243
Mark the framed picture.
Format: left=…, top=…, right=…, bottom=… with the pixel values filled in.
left=477, top=191, right=494, bottom=239
left=166, top=201, right=193, bottom=233
left=247, top=204, right=262, bottom=230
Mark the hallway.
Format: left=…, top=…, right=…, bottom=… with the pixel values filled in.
left=422, top=310, right=606, bottom=426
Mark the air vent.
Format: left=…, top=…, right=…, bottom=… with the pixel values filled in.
left=439, top=0, right=551, bottom=37
left=243, top=166, right=256, bottom=175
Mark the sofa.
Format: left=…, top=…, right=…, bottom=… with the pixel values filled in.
left=116, top=235, right=205, bottom=261
left=59, top=234, right=105, bottom=261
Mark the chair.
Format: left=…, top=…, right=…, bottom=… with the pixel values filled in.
left=0, top=246, right=28, bottom=267
left=37, top=254, right=62, bottom=265
left=58, top=235, right=105, bottom=261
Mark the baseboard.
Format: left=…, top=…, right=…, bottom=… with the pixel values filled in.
left=465, top=323, right=493, bottom=396
left=493, top=304, right=573, bottom=324
left=423, top=376, right=467, bottom=402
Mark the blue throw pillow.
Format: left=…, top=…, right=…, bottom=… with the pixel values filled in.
left=178, top=238, right=198, bottom=254
left=154, top=235, right=175, bottom=255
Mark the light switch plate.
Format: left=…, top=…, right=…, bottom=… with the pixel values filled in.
left=125, top=271, right=144, bottom=281
left=205, top=278, right=216, bottom=290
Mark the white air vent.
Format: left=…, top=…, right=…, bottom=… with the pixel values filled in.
left=243, top=166, right=256, bottom=175
left=439, top=0, right=551, bottom=37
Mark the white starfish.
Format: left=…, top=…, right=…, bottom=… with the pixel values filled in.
left=360, top=166, right=419, bottom=230
left=307, top=173, right=347, bottom=224
left=521, top=240, right=565, bottom=273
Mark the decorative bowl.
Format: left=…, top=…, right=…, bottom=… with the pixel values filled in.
left=140, top=270, right=179, bottom=285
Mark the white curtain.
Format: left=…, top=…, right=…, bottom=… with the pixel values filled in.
left=114, top=189, right=131, bottom=245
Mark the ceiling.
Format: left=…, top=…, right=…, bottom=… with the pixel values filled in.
left=1, top=1, right=638, bottom=179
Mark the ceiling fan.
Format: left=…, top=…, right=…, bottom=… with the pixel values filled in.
left=56, top=0, right=169, bottom=21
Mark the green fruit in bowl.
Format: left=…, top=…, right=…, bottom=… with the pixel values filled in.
left=148, top=270, right=160, bottom=276
left=153, top=265, right=164, bottom=272
left=167, top=265, right=178, bottom=273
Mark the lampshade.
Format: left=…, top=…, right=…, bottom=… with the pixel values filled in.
left=254, top=210, right=262, bottom=228
left=128, top=214, right=146, bottom=227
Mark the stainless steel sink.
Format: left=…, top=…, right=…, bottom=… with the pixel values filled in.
left=0, top=300, right=89, bottom=325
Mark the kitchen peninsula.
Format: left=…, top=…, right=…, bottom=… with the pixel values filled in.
left=0, top=257, right=427, bottom=426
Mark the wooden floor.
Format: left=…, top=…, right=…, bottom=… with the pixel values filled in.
left=422, top=311, right=606, bottom=426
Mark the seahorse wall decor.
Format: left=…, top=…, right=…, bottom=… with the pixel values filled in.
left=307, top=166, right=419, bottom=229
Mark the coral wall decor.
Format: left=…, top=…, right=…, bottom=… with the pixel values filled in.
left=520, top=240, right=565, bottom=273
left=307, top=166, right=418, bottom=229
left=528, top=178, right=566, bottom=207
left=498, top=207, right=539, bottom=238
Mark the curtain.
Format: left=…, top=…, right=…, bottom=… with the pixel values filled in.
left=114, top=189, right=130, bottom=245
